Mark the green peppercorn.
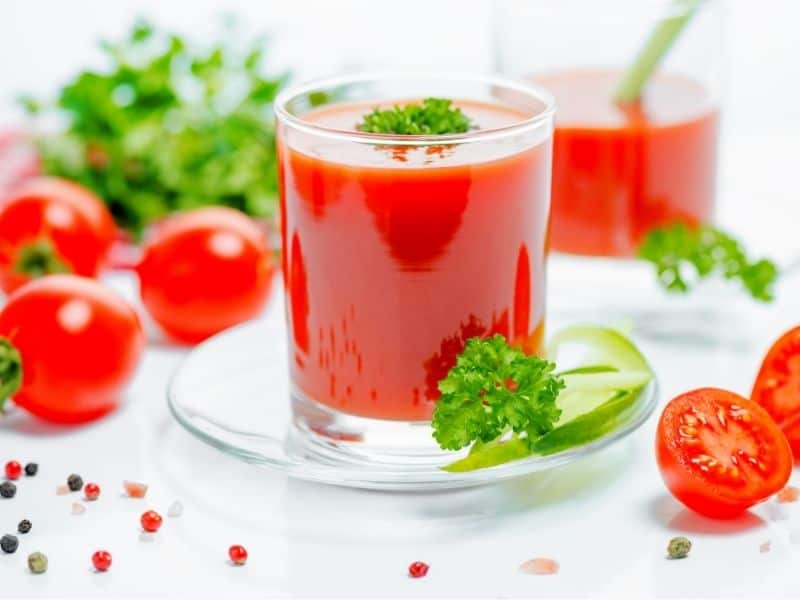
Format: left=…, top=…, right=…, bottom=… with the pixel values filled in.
left=28, top=551, right=48, bottom=574
left=67, top=474, right=83, bottom=492
left=18, top=519, right=32, bottom=534
left=0, top=481, right=16, bottom=498
left=1, top=534, right=19, bottom=553
left=24, top=463, right=38, bottom=477
left=668, top=536, right=692, bottom=559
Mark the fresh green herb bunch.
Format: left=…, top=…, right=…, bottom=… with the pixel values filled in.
left=22, top=20, right=287, bottom=236
left=358, top=98, right=473, bottom=135
left=638, top=223, right=778, bottom=301
left=432, top=335, right=564, bottom=451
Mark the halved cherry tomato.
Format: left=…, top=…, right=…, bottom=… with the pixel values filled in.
left=0, top=177, right=116, bottom=294
left=137, top=207, right=275, bottom=344
left=0, top=275, right=144, bottom=423
left=752, top=326, right=800, bottom=460
left=656, top=388, right=792, bottom=519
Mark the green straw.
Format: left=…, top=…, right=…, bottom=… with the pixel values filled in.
left=613, top=0, right=704, bottom=103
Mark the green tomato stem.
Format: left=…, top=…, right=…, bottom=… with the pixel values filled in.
left=14, top=239, right=71, bottom=279
left=613, top=0, right=703, bottom=104
left=0, top=339, right=23, bottom=414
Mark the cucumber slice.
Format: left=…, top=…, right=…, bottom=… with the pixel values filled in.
left=547, top=325, right=650, bottom=372
left=532, top=390, right=640, bottom=455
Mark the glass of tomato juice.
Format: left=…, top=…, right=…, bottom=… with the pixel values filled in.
left=275, top=74, right=555, bottom=462
left=494, top=0, right=724, bottom=320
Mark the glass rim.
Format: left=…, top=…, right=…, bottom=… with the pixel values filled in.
left=274, top=71, right=556, bottom=146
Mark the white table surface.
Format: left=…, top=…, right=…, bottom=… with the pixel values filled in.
left=2, top=267, right=800, bottom=599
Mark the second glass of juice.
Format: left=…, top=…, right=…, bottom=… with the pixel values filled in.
left=495, top=0, right=723, bottom=319
left=275, top=74, right=554, bottom=462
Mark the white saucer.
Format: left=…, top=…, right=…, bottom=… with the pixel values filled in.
left=167, top=317, right=658, bottom=491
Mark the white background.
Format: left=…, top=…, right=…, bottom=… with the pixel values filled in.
left=2, top=1, right=800, bottom=598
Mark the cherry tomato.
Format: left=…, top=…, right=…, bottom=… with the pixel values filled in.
left=656, top=388, right=792, bottom=519
left=0, top=177, right=116, bottom=293
left=752, top=326, right=800, bottom=460
left=0, top=275, right=144, bottom=423
left=137, top=207, right=275, bottom=344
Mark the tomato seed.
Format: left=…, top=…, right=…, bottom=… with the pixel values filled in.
left=777, top=486, right=800, bottom=503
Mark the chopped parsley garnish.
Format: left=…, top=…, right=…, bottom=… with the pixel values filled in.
left=432, top=335, right=564, bottom=452
left=358, top=98, right=473, bottom=135
left=638, top=223, right=778, bottom=302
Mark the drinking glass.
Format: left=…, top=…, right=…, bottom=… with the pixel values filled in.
left=275, top=73, right=554, bottom=464
left=494, top=0, right=730, bottom=333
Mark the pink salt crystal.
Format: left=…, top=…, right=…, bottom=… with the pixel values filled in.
left=71, top=502, right=86, bottom=515
left=55, top=485, right=70, bottom=495
left=759, top=541, right=771, bottom=554
left=776, top=486, right=800, bottom=503
left=519, top=558, right=559, bottom=575
left=123, top=480, right=148, bottom=498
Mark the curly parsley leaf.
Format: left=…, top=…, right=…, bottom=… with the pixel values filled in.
left=638, top=223, right=778, bottom=302
left=358, top=98, right=473, bottom=135
left=22, top=20, right=287, bottom=236
left=432, top=335, right=564, bottom=452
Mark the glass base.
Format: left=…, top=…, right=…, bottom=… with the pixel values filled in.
left=290, top=389, right=445, bottom=468
left=547, top=252, right=770, bottom=348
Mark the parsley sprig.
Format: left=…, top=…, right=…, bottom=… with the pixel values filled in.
left=22, top=20, right=286, bottom=236
left=432, top=335, right=564, bottom=452
left=638, top=223, right=778, bottom=301
left=358, top=98, right=473, bottom=135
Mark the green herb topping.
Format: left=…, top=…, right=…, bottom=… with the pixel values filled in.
left=432, top=327, right=653, bottom=472
left=638, top=223, right=778, bottom=302
left=358, top=98, right=473, bottom=135
left=432, top=335, right=564, bottom=452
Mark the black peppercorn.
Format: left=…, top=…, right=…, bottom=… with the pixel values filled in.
left=1, top=534, right=18, bottom=553
left=18, top=519, right=31, bottom=534
left=67, top=474, right=83, bottom=492
left=24, top=463, right=38, bottom=477
left=0, top=481, right=16, bottom=498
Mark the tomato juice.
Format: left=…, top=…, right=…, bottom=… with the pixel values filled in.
left=541, top=69, right=719, bottom=257
left=278, top=98, right=552, bottom=421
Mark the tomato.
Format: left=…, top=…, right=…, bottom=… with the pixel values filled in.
left=0, top=177, right=116, bottom=294
left=752, top=326, right=800, bottom=460
left=137, top=207, right=275, bottom=344
left=656, top=388, right=792, bottom=519
left=0, top=275, right=144, bottom=423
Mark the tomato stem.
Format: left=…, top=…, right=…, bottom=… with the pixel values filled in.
left=14, top=239, right=71, bottom=279
left=0, top=339, right=22, bottom=413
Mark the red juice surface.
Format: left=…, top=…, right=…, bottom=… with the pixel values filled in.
left=278, top=100, right=551, bottom=421
left=540, top=69, right=719, bottom=257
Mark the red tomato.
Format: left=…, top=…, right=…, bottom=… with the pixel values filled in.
left=0, top=177, right=116, bottom=293
left=752, top=326, right=800, bottom=460
left=137, top=207, right=275, bottom=344
left=656, top=388, right=792, bottom=519
left=0, top=275, right=144, bottom=423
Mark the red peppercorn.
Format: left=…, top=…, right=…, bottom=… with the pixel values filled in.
left=92, top=550, right=112, bottom=572
left=228, top=545, right=248, bottom=565
left=408, top=561, right=429, bottom=578
left=4, top=461, right=21, bottom=481
left=84, top=483, right=100, bottom=501
left=140, top=510, right=162, bottom=533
